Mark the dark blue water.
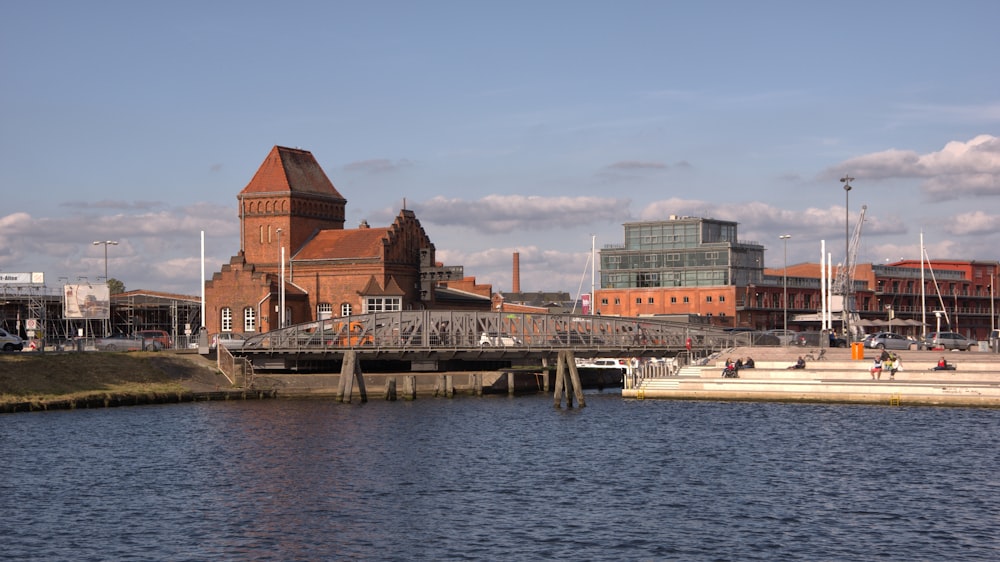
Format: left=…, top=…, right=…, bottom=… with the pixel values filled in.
left=2, top=393, right=998, bottom=561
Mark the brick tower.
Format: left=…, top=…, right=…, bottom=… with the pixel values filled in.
left=238, top=146, right=347, bottom=269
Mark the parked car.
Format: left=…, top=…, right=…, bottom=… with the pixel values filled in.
left=211, top=332, right=247, bottom=350
left=864, top=332, right=917, bottom=350
left=95, top=334, right=163, bottom=352
left=137, top=329, right=172, bottom=349
left=924, top=332, right=978, bottom=351
left=0, top=327, right=24, bottom=352
left=764, top=329, right=798, bottom=345
left=796, top=332, right=847, bottom=348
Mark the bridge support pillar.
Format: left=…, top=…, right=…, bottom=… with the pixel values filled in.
left=541, top=357, right=551, bottom=391
left=384, top=377, right=397, bottom=401
left=403, top=376, right=416, bottom=400
left=507, top=372, right=516, bottom=396
left=337, top=350, right=368, bottom=404
left=473, top=373, right=483, bottom=396
left=434, top=375, right=454, bottom=398
left=553, top=350, right=585, bottom=408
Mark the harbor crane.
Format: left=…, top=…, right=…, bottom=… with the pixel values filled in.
left=832, top=205, right=867, bottom=338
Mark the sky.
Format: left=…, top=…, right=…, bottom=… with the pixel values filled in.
left=2, top=0, right=999, bottom=298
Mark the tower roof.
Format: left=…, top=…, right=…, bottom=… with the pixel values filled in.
left=241, top=146, right=346, bottom=200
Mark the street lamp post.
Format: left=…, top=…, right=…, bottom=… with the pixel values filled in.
left=780, top=234, right=791, bottom=345
left=92, top=240, right=118, bottom=282
left=276, top=229, right=285, bottom=329
left=840, top=175, right=854, bottom=342
left=92, top=240, right=118, bottom=337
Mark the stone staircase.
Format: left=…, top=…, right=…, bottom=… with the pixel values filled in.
left=629, top=345, right=1000, bottom=406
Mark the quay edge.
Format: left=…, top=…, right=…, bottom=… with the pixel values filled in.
left=625, top=347, right=1000, bottom=408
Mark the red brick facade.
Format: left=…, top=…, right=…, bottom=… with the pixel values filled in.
left=204, top=146, right=490, bottom=337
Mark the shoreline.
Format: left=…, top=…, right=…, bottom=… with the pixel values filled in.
left=4, top=346, right=1000, bottom=413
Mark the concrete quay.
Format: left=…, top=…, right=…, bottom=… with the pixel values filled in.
left=625, top=346, right=1000, bottom=407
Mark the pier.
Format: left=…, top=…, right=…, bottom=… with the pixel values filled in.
left=627, top=347, right=1000, bottom=407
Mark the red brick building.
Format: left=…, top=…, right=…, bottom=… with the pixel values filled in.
left=204, top=146, right=492, bottom=336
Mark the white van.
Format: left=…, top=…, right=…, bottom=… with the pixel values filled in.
left=0, top=328, right=24, bottom=352
left=479, top=333, right=521, bottom=347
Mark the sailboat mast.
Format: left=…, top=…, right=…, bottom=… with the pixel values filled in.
left=920, top=231, right=926, bottom=337
left=591, top=234, right=596, bottom=315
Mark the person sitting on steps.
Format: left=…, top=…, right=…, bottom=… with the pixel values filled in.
left=870, top=356, right=883, bottom=380
left=932, top=357, right=956, bottom=371
left=787, top=356, right=806, bottom=369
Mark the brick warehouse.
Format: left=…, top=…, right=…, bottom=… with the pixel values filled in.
left=204, top=146, right=493, bottom=337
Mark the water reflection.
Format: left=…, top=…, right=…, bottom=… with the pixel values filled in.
left=2, top=396, right=998, bottom=560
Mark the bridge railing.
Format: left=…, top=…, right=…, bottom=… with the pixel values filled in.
left=240, top=311, right=748, bottom=356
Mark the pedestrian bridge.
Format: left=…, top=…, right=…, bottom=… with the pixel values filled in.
left=234, top=310, right=736, bottom=370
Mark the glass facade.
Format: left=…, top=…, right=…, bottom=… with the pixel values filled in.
left=601, top=217, right=764, bottom=289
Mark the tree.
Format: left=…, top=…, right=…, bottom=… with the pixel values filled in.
left=107, top=278, right=126, bottom=295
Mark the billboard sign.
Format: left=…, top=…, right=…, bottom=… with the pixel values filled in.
left=581, top=293, right=591, bottom=315
left=64, top=284, right=111, bottom=319
left=1, top=272, right=44, bottom=284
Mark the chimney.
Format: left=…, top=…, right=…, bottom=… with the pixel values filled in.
left=512, top=251, right=521, bottom=293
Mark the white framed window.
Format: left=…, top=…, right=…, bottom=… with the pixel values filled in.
left=318, top=303, right=333, bottom=320
left=341, top=303, right=353, bottom=317
left=244, top=306, right=256, bottom=332
left=221, top=307, right=233, bottom=332
left=365, top=296, right=401, bottom=313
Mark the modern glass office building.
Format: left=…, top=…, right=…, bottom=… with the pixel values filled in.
left=600, top=216, right=765, bottom=290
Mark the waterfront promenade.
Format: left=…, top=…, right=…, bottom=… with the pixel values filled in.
left=627, top=346, right=1000, bottom=407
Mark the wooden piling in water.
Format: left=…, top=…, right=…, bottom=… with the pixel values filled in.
left=384, top=377, right=397, bottom=401
left=553, top=350, right=586, bottom=408
left=337, top=350, right=368, bottom=403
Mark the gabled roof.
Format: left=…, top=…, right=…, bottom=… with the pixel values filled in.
left=294, top=227, right=390, bottom=260
left=358, top=276, right=405, bottom=296
left=241, top=146, right=345, bottom=199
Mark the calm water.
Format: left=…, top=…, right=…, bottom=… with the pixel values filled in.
left=2, top=393, right=998, bottom=561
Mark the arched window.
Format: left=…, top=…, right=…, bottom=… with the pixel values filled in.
left=221, top=307, right=233, bottom=332
left=244, top=306, right=256, bottom=332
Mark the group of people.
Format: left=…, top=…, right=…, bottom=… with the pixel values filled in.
left=722, top=356, right=755, bottom=378
left=870, top=349, right=902, bottom=380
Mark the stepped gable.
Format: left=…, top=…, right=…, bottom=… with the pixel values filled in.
left=241, top=145, right=346, bottom=199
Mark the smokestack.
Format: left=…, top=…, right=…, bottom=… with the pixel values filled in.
left=512, top=251, right=521, bottom=293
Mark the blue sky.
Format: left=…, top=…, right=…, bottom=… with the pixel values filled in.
left=2, top=0, right=998, bottom=296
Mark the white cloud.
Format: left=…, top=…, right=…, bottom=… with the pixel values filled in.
left=412, top=194, right=632, bottom=233
left=826, top=135, right=1000, bottom=199
left=945, top=210, right=1000, bottom=236
left=0, top=203, right=239, bottom=295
